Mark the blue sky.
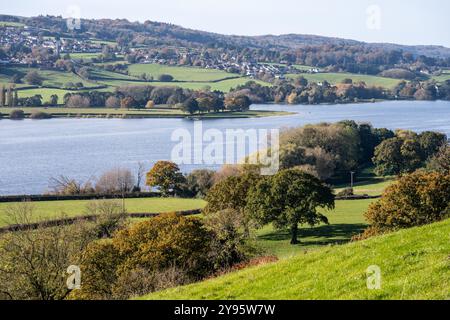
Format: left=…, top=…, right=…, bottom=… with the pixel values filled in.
left=3, top=0, right=450, bottom=47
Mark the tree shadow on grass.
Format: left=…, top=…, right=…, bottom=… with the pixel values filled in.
left=258, top=223, right=368, bottom=247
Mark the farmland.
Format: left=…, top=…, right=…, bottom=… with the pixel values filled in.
left=128, top=64, right=238, bottom=82
left=0, top=198, right=206, bottom=227
left=287, top=72, right=404, bottom=89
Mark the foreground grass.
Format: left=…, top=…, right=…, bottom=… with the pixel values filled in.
left=142, top=219, right=450, bottom=300
left=0, top=198, right=206, bottom=227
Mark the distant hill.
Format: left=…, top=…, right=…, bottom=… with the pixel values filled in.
left=1, top=14, right=450, bottom=59
left=141, top=219, right=450, bottom=300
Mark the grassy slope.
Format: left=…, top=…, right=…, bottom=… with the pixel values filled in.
left=287, top=72, right=403, bottom=89
left=142, top=218, right=450, bottom=300
left=0, top=198, right=206, bottom=227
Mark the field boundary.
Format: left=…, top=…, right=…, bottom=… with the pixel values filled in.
left=0, top=192, right=161, bottom=203
left=0, top=209, right=202, bottom=234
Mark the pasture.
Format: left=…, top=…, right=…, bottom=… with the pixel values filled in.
left=0, top=198, right=206, bottom=227
left=287, top=72, right=403, bottom=89
left=127, top=63, right=238, bottom=82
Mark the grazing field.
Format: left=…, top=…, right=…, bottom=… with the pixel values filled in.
left=0, top=21, right=25, bottom=27
left=127, top=63, right=239, bottom=82
left=432, top=71, right=450, bottom=83
left=256, top=199, right=373, bottom=258
left=287, top=72, right=403, bottom=89
left=0, top=198, right=206, bottom=227
left=334, top=177, right=393, bottom=197
left=0, top=66, right=97, bottom=88
left=142, top=218, right=450, bottom=300
left=97, top=76, right=269, bottom=92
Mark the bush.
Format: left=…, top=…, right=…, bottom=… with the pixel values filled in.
left=158, top=74, right=174, bottom=82
left=113, top=213, right=213, bottom=279
left=30, top=111, right=52, bottom=119
left=66, top=95, right=90, bottom=108
left=364, top=171, right=450, bottom=234
left=9, top=109, right=25, bottom=120
left=337, top=188, right=354, bottom=197
left=205, top=209, right=256, bottom=271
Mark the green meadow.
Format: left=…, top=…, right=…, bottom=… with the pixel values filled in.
left=127, top=64, right=237, bottom=82
left=0, top=198, right=206, bottom=228
left=287, top=72, right=403, bottom=89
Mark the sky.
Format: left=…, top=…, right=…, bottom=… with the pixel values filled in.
left=3, top=0, right=450, bottom=47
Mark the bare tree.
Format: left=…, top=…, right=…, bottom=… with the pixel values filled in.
left=95, top=168, right=135, bottom=195
left=0, top=203, right=96, bottom=300
left=135, top=162, right=146, bottom=192
left=49, top=175, right=94, bottom=195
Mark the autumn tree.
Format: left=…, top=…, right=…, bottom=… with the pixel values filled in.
left=364, top=171, right=450, bottom=234
left=146, top=161, right=185, bottom=196
left=426, top=144, right=450, bottom=174
left=24, top=70, right=44, bottom=86
left=246, top=169, right=335, bottom=245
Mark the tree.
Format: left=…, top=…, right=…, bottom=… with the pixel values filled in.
left=49, top=94, right=58, bottom=106
left=364, top=171, right=450, bottom=234
left=184, top=169, right=216, bottom=198
left=0, top=85, right=5, bottom=107
left=120, top=96, right=136, bottom=109
left=0, top=203, right=96, bottom=300
left=145, top=100, right=155, bottom=109
left=418, top=131, right=447, bottom=159
left=246, top=169, right=335, bottom=245
left=9, top=109, right=25, bottom=120
left=373, top=137, right=410, bottom=176
left=146, top=161, right=186, bottom=196
left=24, top=71, right=44, bottom=86
left=158, top=74, right=174, bottom=82
left=66, top=95, right=90, bottom=108
left=180, top=98, right=199, bottom=115
left=105, top=96, right=120, bottom=108
left=95, top=168, right=136, bottom=195
left=426, top=145, right=450, bottom=174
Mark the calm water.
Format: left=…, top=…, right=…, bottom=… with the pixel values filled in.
left=1, top=100, right=449, bottom=195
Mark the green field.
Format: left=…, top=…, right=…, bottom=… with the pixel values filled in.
left=335, top=177, right=393, bottom=197
left=257, top=199, right=373, bottom=258
left=0, top=66, right=97, bottom=89
left=0, top=198, right=206, bottom=227
left=127, top=64, right=238, bottom=82
left=287, top=72, right=403, bottom=89
left=142, top=218, right=450, bottom=300
left=0, top=21, right=25, bottom=27
left=96, top=76, right=269, bottom=92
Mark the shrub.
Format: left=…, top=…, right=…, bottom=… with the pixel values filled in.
left=205, top=209, right=256, bottom=271
left=9, top=109, right=25, bottom=120
left=105, top=96, right=121, bottom=108
left=66, top=95, right=90, bottom=108
left=158, top=74, right=174, bottom=82
left=30, top=111, right=52, bottom=119
left=364, top=171, right=450, bottom=234
left=113, top=213, right=213, bottom=279
left=337, top=188, right=354, bottom=197
left=95, top=168, right=135, bottom=195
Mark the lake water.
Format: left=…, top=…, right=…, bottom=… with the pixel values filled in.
left=1, top=100, right=449, bottom=195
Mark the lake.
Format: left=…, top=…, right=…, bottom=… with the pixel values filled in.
left=1, top=100, right=449, bottom=195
